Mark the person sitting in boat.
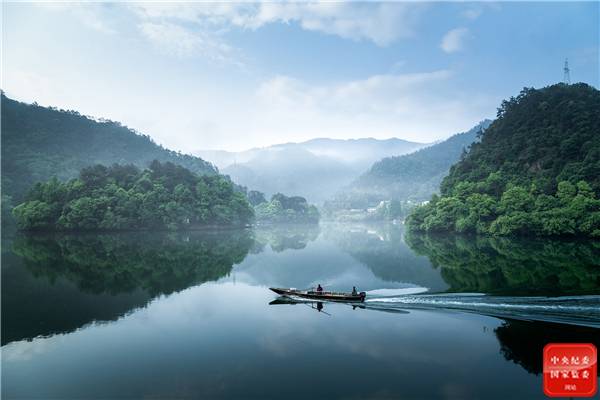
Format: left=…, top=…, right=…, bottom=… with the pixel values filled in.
left=352, top=286, right=358, bottom=295
left=316, top=284, right=323, bottom=293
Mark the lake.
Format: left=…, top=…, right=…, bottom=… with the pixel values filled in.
left=2, top=223, right=599, bottom=399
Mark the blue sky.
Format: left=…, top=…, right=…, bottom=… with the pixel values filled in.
left=2, top=2, right=598, bottom=152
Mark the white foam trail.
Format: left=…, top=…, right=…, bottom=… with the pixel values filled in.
left=365, top=287, right=429, bottom=297
left=367, top=297, right=600, bottom=312
left=363, top=294, right=600, bottom=326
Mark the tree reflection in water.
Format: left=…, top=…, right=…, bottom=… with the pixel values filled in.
left=405, top=232, right=600, bottom=295
left=494, top=319, right=600, bottom=375
left=2, top=230, right=255, bottom=344
left=252, top=224, right=320, bottom=253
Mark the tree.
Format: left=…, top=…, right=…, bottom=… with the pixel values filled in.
left=12, top=200, right=57, bottom=230
left=247, top=190, right=267, bottom=206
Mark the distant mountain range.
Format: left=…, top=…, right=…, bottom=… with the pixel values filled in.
left=326, top=120, right=492, bottom=209
left=196, top=138, right=427, bottom=203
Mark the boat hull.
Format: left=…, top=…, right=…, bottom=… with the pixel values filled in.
left=269, top=287, right=366, bottom=302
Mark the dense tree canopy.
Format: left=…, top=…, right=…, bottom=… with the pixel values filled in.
left=1, top=93, right=217, bottom=204
left=12, top=161, right=254, bottom=231
left=407, top=84, right=600, bottom=237
left=254, top=193, right=320, bottom=224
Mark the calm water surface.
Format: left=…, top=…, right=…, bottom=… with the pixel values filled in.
left=2, top=224, right=599, bottom=399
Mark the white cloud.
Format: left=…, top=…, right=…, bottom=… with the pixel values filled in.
left=462, top=8, right=482, bottom=20
left=103, top=69, right=491, bottom=151
left=36, top=3, right=117, bottom=34
left=256, top=70, right=454, bottom=113
left=229, top=69, right=494, bottom=148
left=30, top=3, right=426, bottom=68
left=104, top=69, right=494, bottom=151
left=131, top=2, right=425, bottom=46
left=138, top=21, right=235, bottom=62
left=3, top=3, right=497, bottom=152
left=256, top=2, right=423, bottom=46
left=440, top=27, right=469, bottom=53
left=74, top=6, right=117, bottom=34
left=2, top=335, right=61, bottom=361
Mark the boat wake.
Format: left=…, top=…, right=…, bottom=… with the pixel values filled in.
left=364, top=293, right=600, bottom=327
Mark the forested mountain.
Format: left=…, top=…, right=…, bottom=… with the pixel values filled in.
left=1, top=93, right=217, bottom=204
left=13, top=161, right=253, bottom=231
left=197, top=137, right=426, bottom=203
left=326, top=120, right=491, bottom=210
left=408, top=83, right=600, bottom=237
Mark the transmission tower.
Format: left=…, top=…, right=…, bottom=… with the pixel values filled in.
left=563, top=58, right=571, bottom=84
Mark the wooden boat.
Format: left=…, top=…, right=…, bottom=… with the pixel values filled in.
left=269, top=287, right=366, bottom=302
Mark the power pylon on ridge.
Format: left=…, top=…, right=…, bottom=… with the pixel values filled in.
left=563, top=58, right=571, bottom=84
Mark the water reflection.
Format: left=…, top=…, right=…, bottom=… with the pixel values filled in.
left=231, top=224, right=422, bottom=292
left=253, top=224, right=320, bottom=253
left=405, top=231, right=600, bottom=295
left=4, top=224, right=600, bottom=346
left=5, top=283, right=556, bottom=399
left=324, top=224, right=449, bottom=292
left=12, top=231, right=254, bottom=295
left=2, top=230, right=254, bottom=344
left=268, top=296, right=599, bottom=380
left=2, top=224, right=600, bottom=398
left=495, top=319, right=600, bottom=375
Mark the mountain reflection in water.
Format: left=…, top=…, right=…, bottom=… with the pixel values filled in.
left=405, top=231, right=600, bottom=295
left=2, top=230, right=255, bottom=344
left=3, top=223, right=599, bottom=346
left=2, top=223, right=600, bottom=399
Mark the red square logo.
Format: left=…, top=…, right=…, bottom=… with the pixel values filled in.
left=544, top=343, right=597, bottom=397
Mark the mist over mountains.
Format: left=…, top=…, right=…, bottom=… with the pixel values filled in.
left=196, top=138, right=426, bottom=203
left=2, top=90, right=492, bottom=216
left=327, top=120, right=492, bottom=209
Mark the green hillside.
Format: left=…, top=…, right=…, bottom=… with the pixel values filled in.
left=407, top=83, right=600, bottom=237
left=1, top=93, right=217, bottom=204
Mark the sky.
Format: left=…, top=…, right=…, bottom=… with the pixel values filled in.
left=2, top=2, right=599, bottom=152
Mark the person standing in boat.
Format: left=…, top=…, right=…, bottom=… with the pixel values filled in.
left=352, top=286, right=358, bottom=295
left=316, top=284, right=323, bottom=293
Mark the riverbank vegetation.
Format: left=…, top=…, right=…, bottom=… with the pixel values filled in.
left=12, top=161, right=254, bottom=231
